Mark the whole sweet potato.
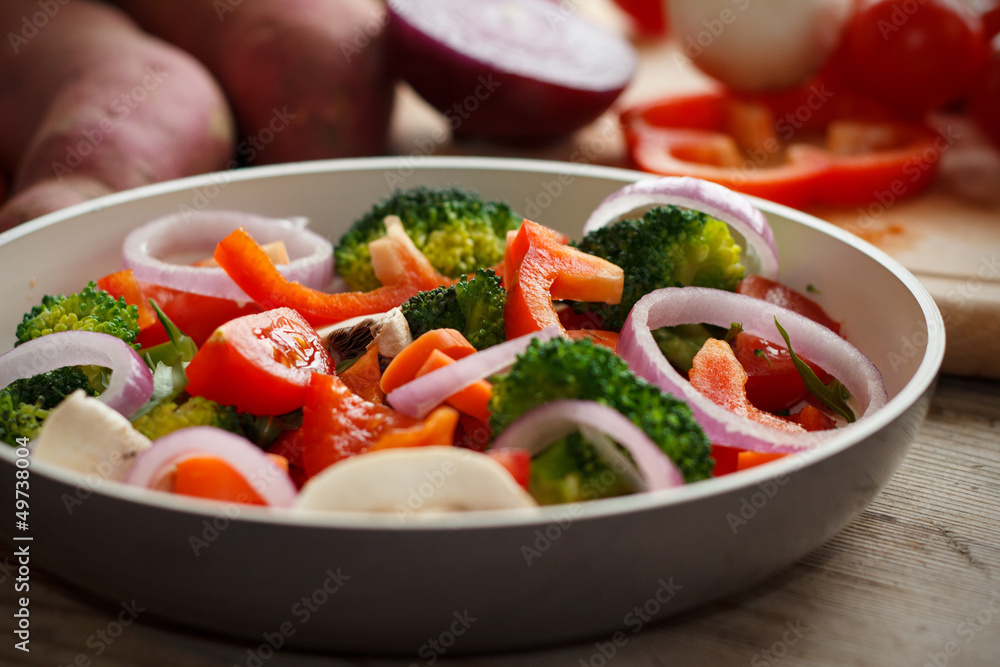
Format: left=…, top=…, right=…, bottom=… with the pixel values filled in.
left=0, top=0, right=235, bottom=230
left=111, top=0, right=396, bottom=165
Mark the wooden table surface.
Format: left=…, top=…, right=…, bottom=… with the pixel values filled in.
left=2, top=373, right=997, bottom=667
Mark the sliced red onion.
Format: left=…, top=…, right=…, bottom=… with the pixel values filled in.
left=386, top=326, right=561, bottom=419
left=582, top=177, right=779, bottom=279
left=617, top=287, right=888, bottom=453
left=123, top=426, right=297, bottom=508
left=0, top=331, right=153, bottom=418
left=492, top=400, right=685, bottom=492
left=122, top=210, right=333, bottom=301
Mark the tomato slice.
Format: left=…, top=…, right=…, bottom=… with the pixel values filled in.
left=734, top=332, right=830, bottom=413
left=737, top=274, right=841, bottom=334
left=484, top=448, right=531, bottom=490
left=300, top=372, right=418, bottom=478
left=185, top=307, right=334, bottom=415
left=504, top=219, right=624, bottom=338
left=710, top=444, right=740, bottom=477
left=139, top=281, right=263, bottom=347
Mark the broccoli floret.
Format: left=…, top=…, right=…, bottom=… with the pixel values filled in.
left=334, top=186, right=520, bottom=291
left=572, top=205, right=745, bottom=331
left=132, top=396, right=242, bottom=441
left=401, top=268, right=506, bottom=351
left=489, top=337, right=712, bottom=504
left=1, top=367, right=95, bottom=445
left=16, top=281, right=139, bottom=347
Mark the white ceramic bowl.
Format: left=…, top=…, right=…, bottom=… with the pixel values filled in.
left=0, top=157, right=944, bottom=654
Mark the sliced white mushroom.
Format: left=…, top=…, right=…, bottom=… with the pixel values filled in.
left=316, top=307, right=413, bottom=363
left=370, top=307, right=412, bottom=359
left=317, top=313, right=382, bottom=361
left=32, top=390, right=151, bottom=482
left=295, top=446, right=537, bottom=514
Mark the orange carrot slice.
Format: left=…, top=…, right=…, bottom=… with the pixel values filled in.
left=415, top=349, right=493, bottom=423
left=370, top=405, right=460, bottom=451
left=380, top=328, right=477, bottom=393
left=172, top=456, right=267, bottom=505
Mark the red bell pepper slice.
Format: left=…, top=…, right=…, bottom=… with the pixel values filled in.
left=621, top=81, right=943, bottom=208
left=503, top=219, right=624, bottom=339
left=213, top=226, right=450, bottom=327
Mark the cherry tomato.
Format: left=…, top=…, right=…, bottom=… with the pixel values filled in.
left=611, top=0, right=668, bottom=36
left=971, top=34, right=1000, bottom=149
left=736, top=274, right=842, bottom=335
left=484, top=448, right=532, bottom=490
left=733, top=332, right=831, bottom=413
left=838, top=0, right=986, bottom=116
left=185, top=307, right=334, bottom=415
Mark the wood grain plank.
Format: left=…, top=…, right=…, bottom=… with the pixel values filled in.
left=3, top=376, right=998, bottom=667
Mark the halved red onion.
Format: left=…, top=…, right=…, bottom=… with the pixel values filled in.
left=491, top=400, right=685, bottom=492
left=582, top=176, right=779, bottom=279
left=617, top=287, right=887, bottom=453
left=123, top=426, right=297, bottom=508
left=122, top=210, right=333, bottom=301
left=0, top=331, right=153, bottom=418
left=386, top=326, right=561, bottom=419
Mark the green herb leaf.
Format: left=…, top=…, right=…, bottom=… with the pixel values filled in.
left=723, top=322, right=743, bottom=344
left=774, top=317, right=855, bottom=423
left=139, top=301, right=198, bottom=368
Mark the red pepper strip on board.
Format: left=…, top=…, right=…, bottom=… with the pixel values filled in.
left=621, top=81, right=943, bottom=208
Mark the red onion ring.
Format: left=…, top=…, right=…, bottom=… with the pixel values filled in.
left=491, top=400, right=685, bottom=492
left=123, top=426, right=297, bottom=508
left=122, top=210, right=333, bottom=301
left=617, top=287, right=887, bottom=453
left=582, top=176, right=779, bottom=279
left=0, top=331, right=153, bottom=418
left=386, top=326, right=561, bottom=419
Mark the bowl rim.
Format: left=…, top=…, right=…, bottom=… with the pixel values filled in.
left=0, top=155, right=947, bottom=531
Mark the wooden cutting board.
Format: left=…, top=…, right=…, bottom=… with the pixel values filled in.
left=387, top=16, right=1000, bottom=379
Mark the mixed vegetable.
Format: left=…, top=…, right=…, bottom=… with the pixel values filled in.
left=0, top=178, right=888, bottom=514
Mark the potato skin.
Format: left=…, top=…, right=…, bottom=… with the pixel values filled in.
left=0, top=0, right=235, bottom=230
left=111, top=0, right=396, bottom=165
